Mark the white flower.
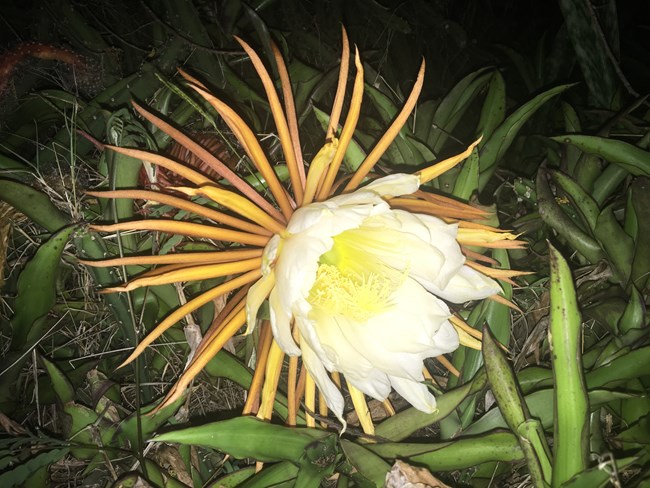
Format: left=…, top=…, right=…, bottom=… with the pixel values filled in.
left=247, top=173, right=501, bottom=423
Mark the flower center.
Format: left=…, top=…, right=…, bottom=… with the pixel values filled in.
left=308, top=264, right=395, bottom=322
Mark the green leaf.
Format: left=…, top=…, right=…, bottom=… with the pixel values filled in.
left=368, top=431, right=523, bottom=471
left=593, top=206, right=634, bottom=284
left=483, top=326, right=552, bottom=486
left=10, top=225, right=78, bottom=350
left=476, top=70, right=506, bottom=142
left=536, top=169, right=605, bottom=264
left=628, top=177, right=650, bottom=290
left=548, top=244, right=589, bottom=487
left=586, top=346, right=650, bottom=388
left=0, top=448, right=69, bottom=486
left=479, top=83, right=576, bottom=189
left=429, top=67, right=494, bottom=152
left=289, top=59, right=324, bottom=120
left=0, top=179, right=69, bottom=233
left=619, top=287, right=645, bottom=336
left=548, top=170, right=600, bottom=232
left=209, top=467, right=256, bottom=487
left=153, top=417, right=331, bottom=463
left=40, top=356, right=75, bottom=404
left=295, top=435, right=339, bottom=487
left=340, top=440, right=391, bottom=488
left=64, top=402, right=117, bottom=459
left=550, top=135, right=650, bottom=176
left=616, top=414, right=650, bottom=445
left=364, top=84, right=399, bottom=124
left=375, top=369, right=487, bottom=441
left=452, top=146, right=480, bottom=199
left=464, top=389, right=633, bottom=436
left=118, top=395, right=185, bottom=453
left=561, top=102, right=582, bottom=175
left=237, top=461, right=298, bottom=488
left=560, top=456, right=640, bottom=488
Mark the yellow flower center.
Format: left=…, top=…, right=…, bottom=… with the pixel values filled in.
left=307, top=229, right=406, bottom=322
left=308, top=264, right=395, bottom=322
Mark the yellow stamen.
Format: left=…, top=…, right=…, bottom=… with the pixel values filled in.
left=102, top=258, right=261, bottom=293
left=326, top=26, right=350, bottom=141
left=389, top=196, right=488, bottom=221
left=416, top=190, right=491, bottom=218
left=344, top=59, right=425, bottom=192
left=303, top=141, right=338, bottom=205
left=417, top=137, right=482, bottom=184
left=118, top=269, right=261, bottom=369
left=186, top=84, right=294, bottom=221
left=79, top=248, right=262, bottom=268
left=489, top=294, right=523, bottom=313
left=308, top=264, right=395, bottom=322
left=449, top=314, right=483, bottom=341
left=456, top=327, right=483, bottom=350
left=235, top=36, right=304, bottom=206
left=304, top=369, right=316, bottom=428
left=435, top=355, right=461, bottom=377
left=382, top=399, right=396, bottom=416
left=465, top=260, right=533, bottom=284
left=271, top=41, right=306, bottom=189
left=256, top=340, right=284, bottom=421
left=317, top=49, right=365, bottom=201
left=318, top=390, right=328, bottom=429
left=90, top=220, right=270, bottom=247
left=154, top=307, right=247, bottom=411
left=106, top=145, right=211, bottom=186
left=461, top=248, right=499, bottom=265
left=86, top=189, right=271, bottom=236
left=175, top=186, right=286, bottom=236
left=287, top=355, right=299, bottom=426
left=347, top=380, right=374, bottom=436
left=131, top=101, right=283, bottom=222
left=456, top=228, right=524, bottom=249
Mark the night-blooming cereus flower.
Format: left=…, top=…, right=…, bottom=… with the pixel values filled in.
left=82, top=30, right=527, bottom=433
left=248, top=173, right=501, bottom=425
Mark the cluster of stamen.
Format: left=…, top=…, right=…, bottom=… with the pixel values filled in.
left=308, top=263, right=396, bottom=322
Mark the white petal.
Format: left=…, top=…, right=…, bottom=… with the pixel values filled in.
left=306, top=309, right=391, bottom=400
left=245, top=271, right=275, bottom=333
left=427, top=319, right=460, bottom=356
left=389, top=375, right=437, bottom=413
left=273, top=232, right=330, bottom=312
left=300, top=334, right=346, bottom=427
left=262, top=234, right=281, bottom=273
left=362, top=173, right=420, bottom=198
left=355, top=210, right=465, bottom=290
left=268, top=288, right=301, bottom=356
left=293, top=312, right=335, bottom=371
left=420, top=265, right=502, bottom=303
left=329, top=278, right=453, bottom=379
left=389, top=210, right=465, bottom=288
left=286, top=199, right=376, bottom=235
